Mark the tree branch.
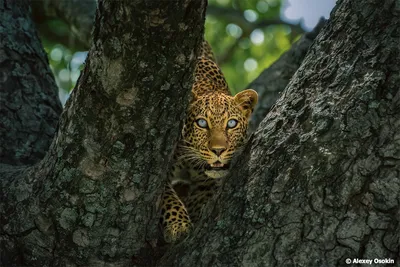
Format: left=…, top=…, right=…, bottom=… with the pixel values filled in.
left=0, top=0, right=62, bottom=165
left=33, top=17, right=89, bottom=51
left=216, top=34, right=247, bottom=65
left=248, top=18, right=327, bottom=132
left=31, top=0, right=97, bottom=49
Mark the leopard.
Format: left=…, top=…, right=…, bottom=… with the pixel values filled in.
left=160, top=40, right=258, bottom=243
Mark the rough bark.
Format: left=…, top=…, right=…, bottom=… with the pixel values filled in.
left=0, top=0, right=207, bottom=266
left=248, top=18, right=326, bottom=132
left=162, top=0, right=400, bottom=266
left=0, top=0, right=62, bottom=165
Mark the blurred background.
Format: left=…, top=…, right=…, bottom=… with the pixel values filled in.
left=33, top=0, right=336, bottom=105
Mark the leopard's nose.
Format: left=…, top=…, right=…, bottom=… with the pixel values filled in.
left=211, top=148, right=226, bottom=156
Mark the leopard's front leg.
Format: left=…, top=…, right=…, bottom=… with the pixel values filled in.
left=160, top=183, right=192, bottom=243
left=184, top=177, right=221, bottom=223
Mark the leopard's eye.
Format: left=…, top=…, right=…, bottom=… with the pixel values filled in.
left=227, top=119, right=238, bottom=129
left=196, top=119, right=208, bottom=128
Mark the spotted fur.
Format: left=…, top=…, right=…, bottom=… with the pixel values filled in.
left=160, top=40, right=258, bottom=243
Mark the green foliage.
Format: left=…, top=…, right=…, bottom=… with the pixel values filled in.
left=42, top=0, right=300, bottom=100
left=206, top=0, right=297, bottom=93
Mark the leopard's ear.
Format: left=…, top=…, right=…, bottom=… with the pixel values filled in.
left=234, top=89, right=258, bottom=118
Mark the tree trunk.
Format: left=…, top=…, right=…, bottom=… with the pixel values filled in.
left=162, top=0, right=400, bottom=266
left=0, top=0, right=62, bottom=166
left=0, top=0, right=207, bottom=266
left=2, top=0, right=399, bottom=266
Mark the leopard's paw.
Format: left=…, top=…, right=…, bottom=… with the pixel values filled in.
left=163, top=221, right=192, bottom=243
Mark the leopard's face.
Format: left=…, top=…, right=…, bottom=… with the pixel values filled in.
left=179, top=89, right=258, bottom=178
